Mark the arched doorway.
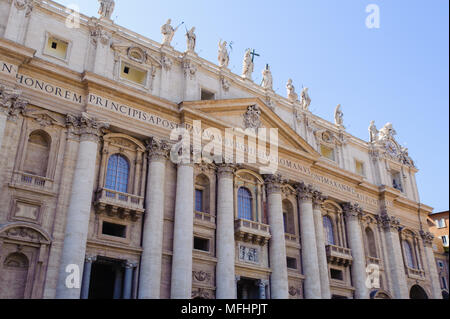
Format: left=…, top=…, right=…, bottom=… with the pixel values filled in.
left=0, top=252, right=29, bottom=299
left=410, top=285, right=428, bottom=299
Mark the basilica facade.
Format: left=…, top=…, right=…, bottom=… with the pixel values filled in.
left=0, top=0, right=442, bottom=299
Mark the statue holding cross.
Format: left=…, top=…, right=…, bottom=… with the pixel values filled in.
left=242, top=49, right=255, bottom=80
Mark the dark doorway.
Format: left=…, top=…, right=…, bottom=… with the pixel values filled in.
left=88, top=257, right=123, bottom=299
left=442, top=290, right=449, bottom=300
left=237, top=278, right=260, bottom=299
left=409, top=285, right=428, bottom=299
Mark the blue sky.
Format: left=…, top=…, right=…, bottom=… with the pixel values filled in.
left=57, top=0, right=449, bottom=212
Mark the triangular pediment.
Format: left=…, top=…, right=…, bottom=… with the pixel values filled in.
left=180, top=98, right=320, bottom=160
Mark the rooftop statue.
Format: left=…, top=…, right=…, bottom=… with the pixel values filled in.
left=161, top=19, right=181, bottom=47
left=334, top=104, right=344, bottom=127
left=286, top=79, right=298, bottom=102
left=185, top=27, right=196, bottom=53
left=242, top=49, right=254, bottom=80
left=218, top=40, right=229, bottom=68
left=261, top=65, right=273, bottom=91
left=300, top=87, right=311, bottom=110
left=98, top=0, right=115, bottom=19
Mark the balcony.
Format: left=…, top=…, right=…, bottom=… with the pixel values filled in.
left=10, top=171, right=54, bottom=193
left=406, top=267, right=426, bottom=280
left=366, top=256, right=383, bottom=268
left=194, top=211, right=216, bottom=226
left=234, top=219, right=271, bottom=246
left=326, top=244, right=353, bottom=266
left=95, top=188, right=145, bottom=221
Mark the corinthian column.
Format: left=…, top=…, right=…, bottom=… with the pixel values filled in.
left=264, top=174, right=289, bottom=299
left=296, top=182, right=322, bottom=299
left=216, top=164, right=236, bottom=299
left=56, top=113, right=109, bottom=299
left=138, top=138, right=170, bottom=299
left=377, top=212, right=409, bottom=299
left=312, top=191, right=331, bottom=299
left=0, top=86, right=27, bottom=152
left=342, top=203, right=369, bottom=299
left=420, top=231, right=443, bottom=299
left=170, top=161, right=194, bottom=299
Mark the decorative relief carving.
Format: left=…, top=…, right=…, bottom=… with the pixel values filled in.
left=183, top=59, right=197, bottom=79
left=216, top=163, right=236, bottom=179
left=289, top=286, right=301, bottom=296
left=419, top=230, right=434, bottom=247
left=3, top=227, right=44, bottom=243
left=220, top=76, right=230, bottom=92
left=191, top=288, right=213, bottom=299
left=89, top=22, right=112, bottom=46
left=239, top=245, right=259, bottom=264
left=192, top=271, right=212, bottom=283
left=243, top=104, right=262, bottom=129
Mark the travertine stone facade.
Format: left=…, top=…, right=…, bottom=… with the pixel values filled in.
left=0, top=0, right=442, bottom=299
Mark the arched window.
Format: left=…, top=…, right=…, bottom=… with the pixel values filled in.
left=323, top=216, right=335, bottom=245
left=105, top=154, right=130, bottom=193
left=403, top=240, right=415, bottom=269
left=238, top=187, right=253, bottom=221
left=23, top=130, right=51, bottom=177
left=366, top=227, right=378, bottom=258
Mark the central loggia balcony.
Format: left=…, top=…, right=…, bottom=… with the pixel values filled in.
left=95, top=188, right=145, bottom=220
left=234, top=219, right=271, bottom=246
left=326, top=244, right=353, bottom=266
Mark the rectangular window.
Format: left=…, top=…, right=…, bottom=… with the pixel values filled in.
left=201, top=89, right=215, bottom=101
left=286, top=257, right=297, bottom=269
left=120, top=62, right=147, bottom=85
left=442, top=235, right=448, bottom=246
left=283, top=212, right=287, bottom=233
left=193, top=237, right=210, bottom=252
left=195, top=189, right=203, bottom=212
left=392, top=172, right=403, bottom=192
left=102, top=222, right=126, bottom=238
left=355, top=160, right=365, bottom=176
left=44, top=36, right=69, bottom=60
left=437, top=218, right=446, bottom=229
left=321, top=145, right=335, bottom=161
left=330, top=268, right=344, bottom=281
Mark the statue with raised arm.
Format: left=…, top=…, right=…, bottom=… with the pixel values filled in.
left=334, top=104, right=344, bottom=127
left=261, top=65, right=273, bottom=91
left=369, top=121, right=378, bottom=143
left=185, top=27, right=196, bottom=53
left=98, top=0, right=115, bottom=19
left=300, top=87, right=311, bottom=110
left=286, top=79, right=298, bottom=102
left=218, top=40, right=229, bottom=68
left=378, top=122, right=397, bottom=141
left=161, top=19, right=180, bottom=47
left=242, top=49, right=254, bottom=80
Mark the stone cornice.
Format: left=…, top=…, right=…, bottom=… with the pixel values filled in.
left=0, top=37, right=35, bottom=65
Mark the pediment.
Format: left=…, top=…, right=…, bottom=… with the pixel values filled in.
left=24, top=110, right=65, bottom=127
left=111, top=43, right=162, bottom=67
left=180, top=98, right=320, bottom=160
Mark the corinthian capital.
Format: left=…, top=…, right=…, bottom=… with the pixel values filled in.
left=376, top=210, right=401, bottom=231
left=264, top=174, right=284, bottom=195
left=65, top=112, right=109, bottom=143
left=312, top=190, right=328, bottom=208
left=295, top=182, right=315, bottom=202
left=216, top=163, right=236, bottom=179
left=146, top=137, right=170, bottom=162
left=342, top=202, right=364, bottom=220
left=420, top=230, right=434, bottom=247
left=0, top=85, right=28, bottom=118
